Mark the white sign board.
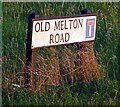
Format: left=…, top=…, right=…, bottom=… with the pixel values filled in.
left=32, top=15, right=96, bottom=49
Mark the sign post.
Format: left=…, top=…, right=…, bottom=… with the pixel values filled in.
left=76, top=9, right=100, bottom=83
left=25, top=13, right=39, bottom=89
left=25, top=9, right=99, bottom=89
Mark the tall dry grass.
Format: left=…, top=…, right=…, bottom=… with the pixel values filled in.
left=22, top=41, right=101, bottom=92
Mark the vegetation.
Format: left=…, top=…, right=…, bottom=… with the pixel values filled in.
left=2, top=2, right=120, bottom=105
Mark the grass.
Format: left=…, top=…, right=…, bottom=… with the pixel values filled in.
left=2, top=80, right=120, bottom=105
left=2, top=2, right=120, bottom=105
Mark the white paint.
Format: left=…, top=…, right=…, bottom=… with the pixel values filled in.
left=32, top=15, right=96, bottom=49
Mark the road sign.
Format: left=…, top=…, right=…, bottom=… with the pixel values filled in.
left=31, top=15, right=96, bottom=49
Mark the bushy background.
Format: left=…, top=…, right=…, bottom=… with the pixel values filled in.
left=2, top=2, right=120, bottom=105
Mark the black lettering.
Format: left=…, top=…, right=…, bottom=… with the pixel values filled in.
left=45, top=22, right=50, bottom=31
left=69, top=20, right=73, bottom=29
left=60, top=33, right=64, bottom=42
left=64, top=20, right=68, bottom=30
left=41, top=22, right=44, bottom=32
left=54, top=21, right=60, bottom=31
left=35, top=22, right=40, bottom=32
left=61, top=20, right=64, bottom=30
left=49, top=34, right=54, bottom=44
left=65, top=33, right=70, bottom=42
left=78, top=19, right=83, bottom=27
left=55, top=33, right=60, bottom=43
left=73, top=19, right=77, bottom=29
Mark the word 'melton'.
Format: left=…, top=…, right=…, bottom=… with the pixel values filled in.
left=54, top=19, right=83, bottom=30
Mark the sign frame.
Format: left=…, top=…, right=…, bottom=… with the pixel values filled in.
left=24, top=9, right=98, bottom=89
left=31, top=14, right=97, bottom=49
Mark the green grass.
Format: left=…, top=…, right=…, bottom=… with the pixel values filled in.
left=2, top=80, right=120, bottom=105
left=2, top=2, right=120, bottom=105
